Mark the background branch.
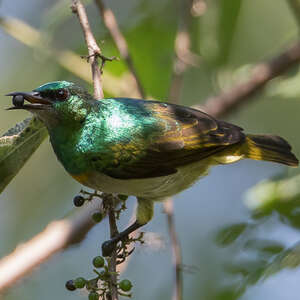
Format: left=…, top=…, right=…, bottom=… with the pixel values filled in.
left=164, top=198, right=183, bottom=300
left=200, top=41, right=300, bottom=118
left=0, top=201, right=100, bottom=291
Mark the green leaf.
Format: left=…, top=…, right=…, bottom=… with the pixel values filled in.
left=225, top=258, right=267, bottom=277
left=217, top=0, right=242, bottom=65
left=215, top=222, right=248, bottom=246
left=228, top=242, right=300, bottom=291
left=263, top=242, right=300, bottom=278
left=0, top=117, right=47, bottom=193
left=125, top=14, right=176, bottom=99
left=244, top=238, right=285, bottom=255
left=245, top=174, right=300, bottom=229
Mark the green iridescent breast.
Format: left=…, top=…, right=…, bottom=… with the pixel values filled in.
left=48, top=98, right=164, bottom=176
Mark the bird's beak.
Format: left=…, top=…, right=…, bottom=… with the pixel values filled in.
left=5, top=91, right=52, bottom=110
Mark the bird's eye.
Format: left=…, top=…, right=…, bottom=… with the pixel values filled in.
left=55, top=89, right=69, bottom=101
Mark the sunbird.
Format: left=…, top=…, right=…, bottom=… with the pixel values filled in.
left=7, top=81, right=299, bottom=255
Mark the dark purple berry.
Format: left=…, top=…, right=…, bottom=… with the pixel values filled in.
left=65, top=280, right=76, bottom=291
left=73, top=195, right=85, bottom=207
left=12, top=95, right=24, bottom=107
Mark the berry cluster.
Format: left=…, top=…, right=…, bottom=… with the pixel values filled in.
left=67, top=191, right=137, bottom=299
left=65, top=254, right=132, bottom=299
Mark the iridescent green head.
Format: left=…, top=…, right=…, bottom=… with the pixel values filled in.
left=7, top=81, right=94, bottom=128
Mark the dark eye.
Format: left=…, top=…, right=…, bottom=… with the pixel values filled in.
left=55, top=89, right=69, bottom=101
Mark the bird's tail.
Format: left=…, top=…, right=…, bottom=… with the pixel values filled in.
left=241, top=134, right=298, bottom=167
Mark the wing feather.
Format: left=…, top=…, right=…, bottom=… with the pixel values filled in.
left=100, top=100, right=245, bottom=179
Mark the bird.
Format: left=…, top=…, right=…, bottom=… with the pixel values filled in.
left=6, top=81, right=299, bottom=255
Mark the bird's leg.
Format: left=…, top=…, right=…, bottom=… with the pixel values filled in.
left=101, top=198, right=154, bottom=257
left=102, top=221, right=144, bottom=256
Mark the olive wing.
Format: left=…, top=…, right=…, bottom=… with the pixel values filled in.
left=101, top=101, right=245, bottom=179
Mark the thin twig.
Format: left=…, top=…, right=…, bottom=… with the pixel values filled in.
left=164, top=198, right=183, bottom=300
left=94, top=0, right=145, bottom=98
left=104, top=195, right=119, bottom=300
left=71, top=0, right=103, bottom=99
left=200, top=41, right=300, bottom=118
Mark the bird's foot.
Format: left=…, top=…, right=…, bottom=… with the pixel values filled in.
left=101, top=221, right=144, bottom=256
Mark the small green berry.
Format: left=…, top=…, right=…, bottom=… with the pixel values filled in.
left=92, top=211, right=103, bottom=223
left=88, top=291, right=99, bottom=300
left=74, top=277, right=86, bottom=289
left=65, top=280, right=76, bottom=291
left=118, top=194, right=128, bottom=201
left=73, top=195, right=85, bottom=207
left=93, top=256, right=105, bottom=268
left=119, top=279, right=132, bottom=292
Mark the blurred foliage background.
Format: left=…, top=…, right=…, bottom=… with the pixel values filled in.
left=1, top=0, right=300, bottom=299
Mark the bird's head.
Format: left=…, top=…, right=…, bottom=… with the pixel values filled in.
left=6, top=81, right=94, bottom=128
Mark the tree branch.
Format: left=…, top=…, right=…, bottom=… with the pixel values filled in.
left=200, top=41, right=300, bottom=118
left=71, top=0, right=103, bottom=99
left=104, top=195, right=119, bottom=300
left=94, top=0, right=145, bottom=98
